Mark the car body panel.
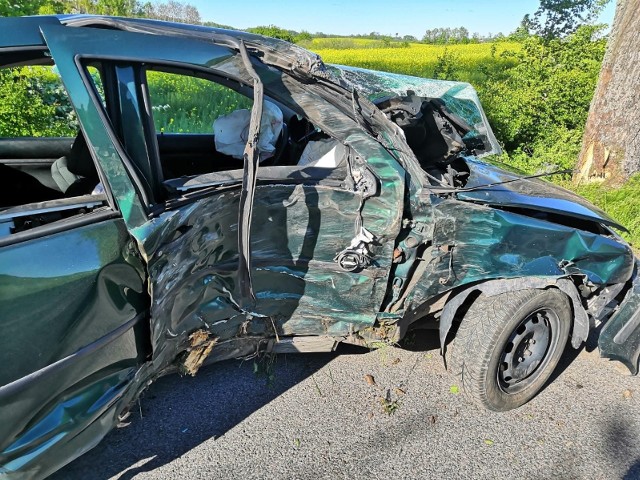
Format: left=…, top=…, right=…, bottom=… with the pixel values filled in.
left=599, top=263, right=640, bottom=374
left=457, top=158, right=626, bottom=230
left=59, top=14, right=330, bottom=81
left=396, top=198, right=635, bottom=315
left=0, top=16, right=61, bottom=48
left=0, top=217, right=149, bottom=478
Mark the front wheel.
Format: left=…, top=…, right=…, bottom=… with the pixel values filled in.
left=448, top=288, right=571, bottom=412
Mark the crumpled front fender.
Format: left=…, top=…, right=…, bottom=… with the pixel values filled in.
left=439, top=276, right=590, bottom=355
left=599, top=264, right=640, bottom=375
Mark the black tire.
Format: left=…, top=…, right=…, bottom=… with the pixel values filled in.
left=447, top=288, right=571, bottom=412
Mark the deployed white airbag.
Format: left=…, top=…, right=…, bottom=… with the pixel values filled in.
left=213, top=100, right=283, bottom=160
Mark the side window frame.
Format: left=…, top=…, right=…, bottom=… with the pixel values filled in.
left=77, top=56, right=349, bottom=217
left=0, top=49, right=120, bottom=246
left=80, top=57, right=258, bottom=211
left=139, top=65, right=348, bottom=194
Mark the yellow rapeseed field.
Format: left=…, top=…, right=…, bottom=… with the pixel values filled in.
left=304, top=38, right=520, bottom=85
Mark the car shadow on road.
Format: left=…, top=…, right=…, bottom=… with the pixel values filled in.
left=547, top=318, right=610, bottom=386
left=51, top=350, right=355, bottom=480
left=602, top=409, right=640, bottom=480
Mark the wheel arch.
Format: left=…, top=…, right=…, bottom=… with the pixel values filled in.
left=438, top=276, right=589, bottom=355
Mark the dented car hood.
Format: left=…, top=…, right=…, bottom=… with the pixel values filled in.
left=457, top=158, right=625, bottom=231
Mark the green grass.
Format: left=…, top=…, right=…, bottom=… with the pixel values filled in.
left=572, top=176, right=640, bottom=248
left=147, top=70, right=252, bottom=133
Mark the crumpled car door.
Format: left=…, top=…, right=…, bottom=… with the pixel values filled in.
left=42, top=23, right=405, bottom=373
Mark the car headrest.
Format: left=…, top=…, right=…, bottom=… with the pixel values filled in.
left=66, top=134, right=98, bottom=179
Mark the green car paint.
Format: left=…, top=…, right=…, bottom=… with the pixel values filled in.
left=0, top=217, right=148, bottom=479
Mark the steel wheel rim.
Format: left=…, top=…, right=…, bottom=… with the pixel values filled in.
left=498, top=308, right=557, bottom=394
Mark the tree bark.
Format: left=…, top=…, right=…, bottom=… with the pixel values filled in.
left=574, top=0, right=640, bottom=185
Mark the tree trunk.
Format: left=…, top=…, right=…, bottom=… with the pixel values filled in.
left=574, top=0, right=640, bottom=186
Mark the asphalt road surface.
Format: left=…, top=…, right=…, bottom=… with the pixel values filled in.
left=53, top=331, right=640, bottom=480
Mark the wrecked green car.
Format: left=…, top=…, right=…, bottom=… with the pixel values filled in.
left=1, top=15, right=638, bottom=479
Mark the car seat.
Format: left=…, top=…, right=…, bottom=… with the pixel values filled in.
left=51, top=133, right=99, bottom=196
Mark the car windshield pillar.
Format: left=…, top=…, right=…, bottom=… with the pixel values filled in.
left=236, top=40, right=264, bottom=307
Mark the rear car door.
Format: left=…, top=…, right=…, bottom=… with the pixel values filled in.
left=42, top=22, right=405, bottom=369
left=0, top=17, right=149, bottom=478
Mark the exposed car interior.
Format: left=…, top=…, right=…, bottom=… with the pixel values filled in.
left=0, top=131, right=102, bottom=204
left=0, top=137, right=69, bottom=207
left=0, top=131, right=108, bottom=237
left=158, top=114, right=348, bottom=193
left=155, top=114, right=330, bottom=179
left=0, top=53, right=350, bottom=237
left=0, top=51, right=110, bottom=237
left=375, top=93, right=491, bottom=188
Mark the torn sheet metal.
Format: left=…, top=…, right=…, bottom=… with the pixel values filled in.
left=236, top=39, right=265, bottom=306
left=403, top=199, right=634, bottom=315
left=600, top=263, right=640, bottom=374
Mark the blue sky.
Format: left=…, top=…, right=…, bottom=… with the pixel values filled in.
left=191, top=0, right=616, bottom=38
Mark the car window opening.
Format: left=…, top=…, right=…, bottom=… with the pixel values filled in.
left=87, top=64, right=348, bottom=199
left=0, top=63, right=109, bottom=236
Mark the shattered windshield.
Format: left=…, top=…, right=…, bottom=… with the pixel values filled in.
left=327, top=64, right=501, bottom=156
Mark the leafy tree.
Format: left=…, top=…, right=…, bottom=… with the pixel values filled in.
left=294, top=31, right=313, bottom=43
left=530, top=0, right=610, bottom=39
left=0, top=67, right=77, bottom=137
left=0, top=0, right=149, bottom=16
left=508, top=16, right=534, bottom=41
left=422, top=27, right=499, bottom=44
left=247, top=25, right=295, bottom=43
left=0, top=0, right=64, bottom=15
left=480, top=25, right=607, bottom=173
left=141, top=0, right=201, bottom=23
left=96, top=0, right=139, bottom=15
left=432, top=48, right=459, bottom=79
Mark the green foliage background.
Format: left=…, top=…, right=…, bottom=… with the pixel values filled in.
left=146, top=71, right=252, bottom=133
left=0, top=66, right=77, bottom=137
